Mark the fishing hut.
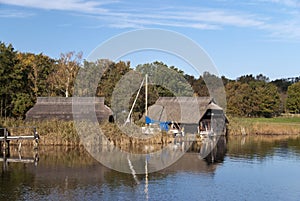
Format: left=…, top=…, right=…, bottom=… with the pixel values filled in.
left=25, top=97, right=114, bottom=122
left=147, top=97, right=228, bottom=135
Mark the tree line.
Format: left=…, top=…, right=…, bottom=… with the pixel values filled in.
left=0, top=41, right=299, bottom=119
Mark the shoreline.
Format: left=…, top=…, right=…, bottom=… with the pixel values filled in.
left=1, top=117, right=299, bottom=147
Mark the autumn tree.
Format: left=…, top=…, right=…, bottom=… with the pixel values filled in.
left=48, top=51, right=82, bottom=97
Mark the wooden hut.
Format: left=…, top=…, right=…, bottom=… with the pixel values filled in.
left=147, top=97, right=228, bottom=134
left=25, top=97, right=113, bottom=122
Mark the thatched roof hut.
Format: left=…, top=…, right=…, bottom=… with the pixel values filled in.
left=147, top=97, right=228, bottom=134
left=25, top=97, right=113, bottom=122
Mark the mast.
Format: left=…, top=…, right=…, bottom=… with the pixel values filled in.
left=145, top=74, right=148, bottom=117
left=124, top=76, right=145, bottom=125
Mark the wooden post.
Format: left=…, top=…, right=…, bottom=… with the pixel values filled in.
left=2, top=148, right=8, bottom=171
left=145, top=74, right=148, bottom=117
left=18, top=142, right=22, bottom=152
left=2, top=129, right=10, bottom=159
left=3, top=128, right=9, bottom=150
left=33, top=127, right=39, bottom=149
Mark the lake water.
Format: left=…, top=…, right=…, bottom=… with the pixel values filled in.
left=1, top=135, right=300, bottom=201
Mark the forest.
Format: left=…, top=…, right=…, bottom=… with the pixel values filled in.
left=1, top=41, right=300, bottom=120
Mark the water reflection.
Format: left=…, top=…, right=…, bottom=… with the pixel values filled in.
left=0, top=138, right=226, bottom=200
left=227, top=135, right=300, bottom=161
left=0, top=135, right=300, bottom=200
left=0, top=147, right=39, bottom=172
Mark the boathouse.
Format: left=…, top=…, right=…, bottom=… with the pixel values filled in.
left=147, top=97, right=228, bottom=134
left=25, top=97, right=113, bottom=122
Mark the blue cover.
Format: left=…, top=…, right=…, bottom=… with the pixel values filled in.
left=145, top=116, right=170, bottom=131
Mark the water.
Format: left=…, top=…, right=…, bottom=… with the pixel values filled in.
left=1, top=135, right=300, bottom=201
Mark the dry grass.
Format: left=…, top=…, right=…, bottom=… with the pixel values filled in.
left=0, top=118, right=174, bottom=149
left=1, top=118, right=79, bottom=146
left=228, top=117, right=300, bottom=135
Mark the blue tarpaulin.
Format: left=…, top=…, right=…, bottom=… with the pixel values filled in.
left=145, top=116, right=155, bottom=124
left=145, top=116, right=170, bottom=131
left=159, top=122, right=169, bottom=131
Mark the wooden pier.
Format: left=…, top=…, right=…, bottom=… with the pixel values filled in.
left=0, top=127, right=40, bottom=151
left=1, top=127, right=39, bottom=171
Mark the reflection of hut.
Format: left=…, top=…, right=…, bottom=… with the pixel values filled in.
left=147, top=97, right=228, bottom=134
left=160, top=153, right=218, bottom=174
left=163, top=137, right=227, bottom=174
left=201, top=136, right=227, bottom=164
left=25, top=97, right=113, bottom=122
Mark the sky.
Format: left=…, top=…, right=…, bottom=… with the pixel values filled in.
left=0, top=0, right=300, bottom=80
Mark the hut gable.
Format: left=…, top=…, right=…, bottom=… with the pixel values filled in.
left=25, top=97, right=113, bottom=122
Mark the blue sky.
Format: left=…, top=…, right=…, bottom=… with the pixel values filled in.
left=0, top=0, right=300, bottom=80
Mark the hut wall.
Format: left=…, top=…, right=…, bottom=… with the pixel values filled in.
left=181, top=124, right=198, bottom=134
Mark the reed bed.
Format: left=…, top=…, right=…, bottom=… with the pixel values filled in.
left=2, top=116, right=298, bottom=147
left=0, top=118, right=174, bottom=148
left=0, top=118, right=79, bottom=146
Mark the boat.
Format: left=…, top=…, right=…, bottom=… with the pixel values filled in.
left=168, top=121, right=184, bottom=137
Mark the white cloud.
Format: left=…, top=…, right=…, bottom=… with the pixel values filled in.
left=81, top=7, right=265, bottom=31
left=0, top=0, right=114, bottom=13
left=259, top=0, right=300, bottom=7
left=160, top=9, right=265, bottom=27
left=81, top=4, right=300, bottom=41
left=105, top=11, right=222, bottom=30
left=1, top=0, right=300, bottom=41
left=0, top=9, right=34, bottom=18
left=262, top=19, right=300, bottom=40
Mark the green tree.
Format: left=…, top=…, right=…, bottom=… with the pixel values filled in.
left=202, top=71, right=226, bottom=108
left=255, top=82, right=280, bottom=117
left=75, top=60, right=107, bottom=97
left=286, top=82, right=300, bottom=113
left=187, top=75, right=209, bottom=97
left=134, top=62, right=193, bottom=120
left=0, top=42, right=20, bottom=117
left=237, top=74, right=256, bottom=83
left=226, top=81, right=252, bottom=116
left=136, top=61, right=193, bottom=97
left=97, top=60, right=131, bottom=106
left=11, top=93, right=33, bottom=117
left=18, top=52, right=56, bottom=97
left=4, top=52, right=57, bottom=118
left=226, top=80, right=280, bottom=117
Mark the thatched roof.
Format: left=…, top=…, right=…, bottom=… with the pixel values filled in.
left=25, top=97, right=113, bottom=121
left=148, top=97, right=225, bottom=124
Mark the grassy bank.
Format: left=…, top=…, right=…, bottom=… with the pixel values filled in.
left=228, top=116, right=300, bottom=135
